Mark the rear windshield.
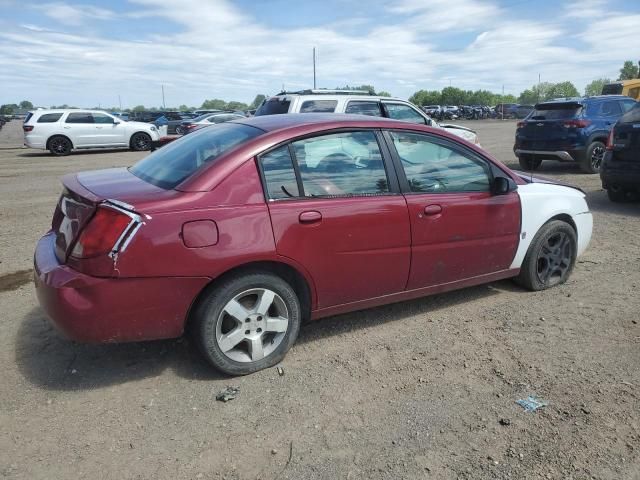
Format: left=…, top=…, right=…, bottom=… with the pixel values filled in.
left=602, top=83, right=623, bottom=95
left=620, top=102, right=640, bottom=124
left=530, top=103, right=582, bottom=120
left=254, top=98, right=291, bottom=116
left=130, top=123, right=263, bottom=189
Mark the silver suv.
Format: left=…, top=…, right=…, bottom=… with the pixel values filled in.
left=254, top=90, right=480, bottom=145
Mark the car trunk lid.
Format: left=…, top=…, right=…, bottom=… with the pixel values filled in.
left=517, top=102, right=584, bottom=149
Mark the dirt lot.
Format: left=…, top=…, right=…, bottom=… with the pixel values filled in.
left=1, top=119, right=639, bottom=480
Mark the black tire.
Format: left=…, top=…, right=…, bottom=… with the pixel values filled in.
left=48, top=136, right=72, bottom=156
left=518, top=155, right=542, bottom=171
left=175, top=125, right=185, bottom=135
left=581, top=141, right=605, bottom=174
left=606, top=188, right=627, bottom=203
left=515, top=220, right=577, bottom=291
left=192, top=271, right=301, bottom=375
left=130, top=132, right=152, bottom=151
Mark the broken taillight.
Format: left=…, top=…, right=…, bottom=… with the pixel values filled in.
left=563, top=119, right=591, bottom=129
left=606, top=128, right=614, bottom=150
left=71, top=206, right=132, bottom=258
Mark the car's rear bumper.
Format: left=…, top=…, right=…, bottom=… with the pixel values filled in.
left=514, top=149, right=585, bottom=163
left=34, top=232, right=209, bottom=343
left=600, top=152, right=640, bottom=191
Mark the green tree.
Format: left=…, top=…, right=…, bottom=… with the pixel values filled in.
left=335, top=84, right=377, bottom=94
left=468, top=89, right=495, bottom=106
left=440, top=87, right=468, bottom=106
left=546, top=81, right=579, bottom=99
left=618, top=60, right=639, bottom=81
left=19, top=100, right=34, bottom=109
left=132, top=105, right=146, bottom=112
left=250, top=94, right=266, bottom=108
left=0, top=104, right=18, bottom=114
left=201, top=99, right=227, bottom=110
left=225, top=101, right=249, bottom=111
left=409, top=90, right=441, bottom=106
left=584, top=78, right=611, bottom=96
left=377, top=91, right=392, bottom=97
left=177, top=104, right=190, bottom=111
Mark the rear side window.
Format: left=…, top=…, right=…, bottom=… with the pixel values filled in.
left=66, top=112, right=94, bottom=124
left=130, top=123, right=263, bottom=189
left=24, top=112, right=33, bottom=123
left=345, top=101, right=383, bottom=116
left=384, top=103, right=427, bottom=124
left=291, top=131, right=389, bottom=197
left=299, top=100, right=337, bottom=113
left=619, top=102, right=640, bottom=124
left=260, top=146, right=300, bottom=200
left=254, top=98, right=291, bottom=116
left=530, top=104, right=581, bottom=120
left=595, top=101, right=622, bottom=117
left=37, top=113, right=63, bottom=123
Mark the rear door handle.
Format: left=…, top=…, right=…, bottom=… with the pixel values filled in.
left=424, top=204, right=442, bottom=216
left=299, top=211, right=322, bottom=224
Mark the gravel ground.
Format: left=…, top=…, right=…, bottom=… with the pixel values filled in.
left=1, top=119, right=639, bottom=480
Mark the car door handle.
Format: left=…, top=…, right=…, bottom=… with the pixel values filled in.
left=63, top=126, right=71, bottom=129
left=423, top=204, right=442, bottom=216
left=299, top=211, right=322, bottom=224
left=96, top=126, right=103, bottom=129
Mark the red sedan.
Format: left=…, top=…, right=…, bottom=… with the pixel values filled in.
left=34, top=114, right=592, bottom=375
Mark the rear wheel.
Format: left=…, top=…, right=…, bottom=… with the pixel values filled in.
left=518, top=155, right=542, bottom=171
left=515, top=220, right=577, bottom=291
left=192, top=271, right=301, bottom=375
left=581, top=141, right=605, bottom=174
left=130, top=132, right=152, bottom=151
left=175, top=125, right=186, bottom=135
left=48, top=136, right=72, bottom=156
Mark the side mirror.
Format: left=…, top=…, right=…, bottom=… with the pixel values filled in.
left=113, top=119, right=121, bottom=124
left=492, top=176, right=516, bottom=195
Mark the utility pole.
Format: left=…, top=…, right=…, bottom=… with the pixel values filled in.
left=313, top=47, right=317, bottom=89
left=118, top=94, right=122, bottom=112
left=501, top=84, right=504, bottom=121
left=537, top=73, right=541, bottom=103
left=161, top=85, right=166, bottom=109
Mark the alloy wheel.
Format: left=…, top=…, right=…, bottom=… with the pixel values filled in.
left=591, top=145, right=605, bottom=171
left=536, top=232, right=573, bottom=287
left=215, top=288, right=289, bottom=363
left=51, top=138, right=69, bottom=154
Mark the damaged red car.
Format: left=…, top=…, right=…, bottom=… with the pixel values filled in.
left=34, top=114, right=592, bottom=375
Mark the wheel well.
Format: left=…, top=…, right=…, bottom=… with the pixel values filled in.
left=549, top=213, right=576, bottom=233
left=129, top=131, right=151, bottom=147
left=185, top=261, right=313, bottom=331
left=46, top=135, right=73, bottom=150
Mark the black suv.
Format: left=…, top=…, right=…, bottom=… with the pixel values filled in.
left=600, top=102, right=640, bottom=201
left=514, top=96, right=636, bottom=173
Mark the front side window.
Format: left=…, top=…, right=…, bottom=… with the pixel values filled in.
left=620, top=99, right=637, bottom=112
left=389, top=131, right=490, bottom=193
left=300, top=100, right=338, bottom=113
left=37, top=113, right=63, bottom=123
left=65, top=112, right=94, bottom=124
left=384, top=103, right=426, bottom=124
left=260, top=146, right=300, bottom=200
left=345, top=101, right=383, bottom=117
left=291, top=131, right=389, bottom=197
left=92, top=113, right=114, bottom=124
left=130, top=123, right=263, bottom=189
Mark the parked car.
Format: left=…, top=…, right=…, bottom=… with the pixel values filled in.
left=34, top=114, right=592, bottom=375
left=515, top=105, right=534, bottom=119
left=23, top=109, right=160, bottom=155
left=255, top=90, right=481, bottom=145
left=193, top=109, right=223, bottom=116
left=600, top=101, right=640, bottom=201
left=495, top=103, right=519, bottom=118
left=514, top=96, right=637, bottom=173
left=111, top=112, right=129, bottom=121
left=176, top=112, right=246, bottom=135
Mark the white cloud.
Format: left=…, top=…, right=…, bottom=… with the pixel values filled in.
left=0, top=0, right=638, bottom=107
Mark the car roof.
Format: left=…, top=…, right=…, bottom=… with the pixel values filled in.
left=231, top=113, right=414, bottom=133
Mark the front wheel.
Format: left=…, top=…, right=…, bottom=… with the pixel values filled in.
left=130, top=132, right=152, bottom=151
left=515, top=220, right=577, bottom=291
left=192, top=271, right=301, bottom=375
left=581, top=141, right=605, bottom=174
left=175, top=125, right=185, bottom=135
left=606, top=188, right=627, bottom=203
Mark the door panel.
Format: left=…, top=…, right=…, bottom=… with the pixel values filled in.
left=64, top=112, right=95, bottom=147
left=268, top=196, right=411, bottom=307
left=385, top=130, right=521, bottom=289
left=92, top=113, right=127, bottom=145
left=405, top=192, right=520, bottom=288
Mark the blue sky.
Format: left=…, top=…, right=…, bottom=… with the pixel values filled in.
left=0, top=0, right=638, bottom=108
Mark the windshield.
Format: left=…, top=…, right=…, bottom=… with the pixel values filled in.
left=530, top=103, right=582, bottom=120
left=130, top=123, right=263, bottom=189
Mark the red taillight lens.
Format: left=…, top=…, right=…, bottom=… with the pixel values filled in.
left=563, top=119, right=591, bottom=129
left=606, top=128, right=614, bottom=150
left=71, top=207, right=132, bottom=258
left=517, top=121, right=526, bottom=128
left=23, top=125, right=34, bottom=132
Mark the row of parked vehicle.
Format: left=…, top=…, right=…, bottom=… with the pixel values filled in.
left=0, top=115, right=12, bottom=129
left=422, top=104, right=533, bottom=121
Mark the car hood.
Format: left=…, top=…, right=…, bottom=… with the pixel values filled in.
left=124, top=120, right=153, bottom=129
left=439, top=123, right=476, bottom=134
left=512, top=170, right=584, bottom=194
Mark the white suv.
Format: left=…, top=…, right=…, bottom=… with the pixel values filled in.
left=254, top=90, right=481, bottom=145
left=23, top=109, right=161, bottom=156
